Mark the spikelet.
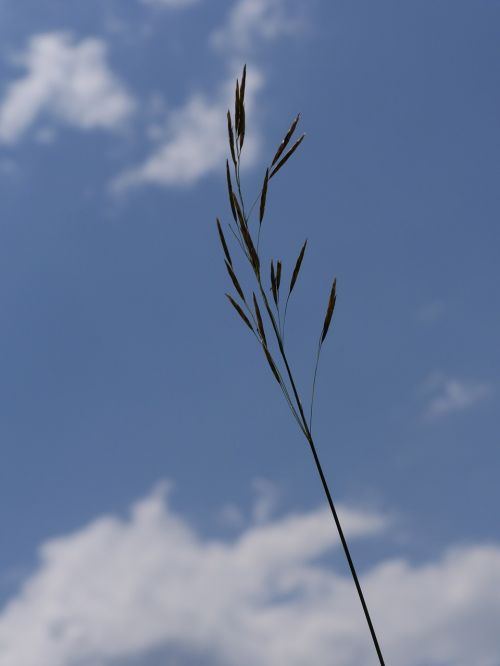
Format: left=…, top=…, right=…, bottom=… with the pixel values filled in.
left=263, top=346, right=281, bottom=384
left=271, top=260, right=278, bottom=306
left=227, top=111, right=237, bottom=167
left=289, top=240, right=307, bottom=295
left=225, top=260, right=246, bottom=303
left=270, top=134, right=305, bottom=179
left=321, top=278, right=337, bottom=343
left=259, top=169, right=269, bottom=225
left=253, top=293, right=267, bottom=345
left=216, top=218, right=232, bottom=267
left=276, top=260, right=282, bottom=293
left=226, top=293, right=253, bottom=331
left=226, top=160, right=237, bottom=222
left=271, top=113, right=300, bottom=166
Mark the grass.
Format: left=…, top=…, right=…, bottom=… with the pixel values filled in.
left=216, top=65, right=386, bottom=665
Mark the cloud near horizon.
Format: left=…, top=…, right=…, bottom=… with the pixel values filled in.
left=0, top=483, right=500, bottom=666
left=0, top=32, right=135, bottom=145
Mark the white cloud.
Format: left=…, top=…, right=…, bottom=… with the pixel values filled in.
left=0, top=32, right=135, bottom=144
left=210, top=0, right=308, bottom=53
left=110, top=0, right=310, bottom=192
left=1, top=482, right=500, bottom=665
left=111, top=67, right=263, bottom=192
left=423, top=373, right=492, bottom=418
left=252, top=477, right=280, bottom=524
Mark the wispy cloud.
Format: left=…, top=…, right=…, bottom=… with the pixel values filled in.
left=210, top=0, right=308, bottom=54
left=423, top=373, right=492, bottom=418
left=111, top=0, right=311, bottom=193
left=111, top=67, right=263, bottom=192
left=252, top=477, right=281, bottom=524
left=1, top=483, right=500, bottom=665
left=0, top=32, right=135, bottom=144
left=415, top=300, right=445, bottom=323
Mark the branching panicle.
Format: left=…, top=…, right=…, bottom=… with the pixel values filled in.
left=216, top=65, right=386, bottom=666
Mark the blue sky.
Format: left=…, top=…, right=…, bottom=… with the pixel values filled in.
left=0, top=0, right=499, bottom=664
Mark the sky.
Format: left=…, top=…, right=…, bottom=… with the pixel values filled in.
left=0, top=0, right=499, bottom=664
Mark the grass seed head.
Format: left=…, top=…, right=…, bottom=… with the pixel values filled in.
left=239, top=65, right=246, bottom=148
left=225, top=260, right=246, bottom=302
left=289, top=240, right=308, bottom=295
left=226, top=293, right=253, bottom=332
left=270, top=133, right=305, bottom=179
left=227, top=111, right=237, bottom=167
left=259, top=168, right=269, bottom=225
left=253, top=292, right=267, bottom=345
left=276, top=260, right=282, bottom=293
left=235, top=79, right=240, bottom=137
left=216, top=218, right=232, bottom=267
left=226, top=160, right=237, bottom=222
left=321, top=277, right=337, bottom=343
left=231, top=192, right=245, bottom=228
left=271, top=113, right=301, bottom=167
left=271, top=260, right=278, bottom=305
left=263, top=345, right=281, bottom=384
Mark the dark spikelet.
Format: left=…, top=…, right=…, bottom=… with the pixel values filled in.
left=276, top=260, right=282, bottom=293
left=271, top=113, right=300, bottom=167
left=240, top=220, right=260, bottom=275
left=235, top=79, right=240, bottom=137
left=289, top=240, right=307, bottom=295
left=259, top=168, right=269, bottom=225
left=216, top=218, right=232, bottom=267
left=231, top=192, right=246, bottom=230
left=227, top=111, right=237, bottom=167
left=230, top=192, right=259, bottom=273
left=239, top=94, right=246, bottom=149
left=226, top=160, right=237, bottom=222
left=321, top=278, right=337, bottom=343
left=226, top=293, right=253, bottom=331
left=269, top=133, right=305, bottom=179
left=238, top=65, right=246, bottom=147
left=263, top=345, right=281, bottom=384
left=225, top=260, right=245, bottom=302
left=253, top=293, right=267, bottom=345
left=240, top=65, right=247, bottom=106
left=251, top=247, right=260, bottom=275
left=271, top=260, right=278, bottom=305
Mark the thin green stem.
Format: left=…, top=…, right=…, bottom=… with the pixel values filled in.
left=247, top=190, right=261, bottom=223
left=256, top=293, right=386, bottom=664
left=228, top=223, right=249, bottom=261
left=303, top=432, right=386, bottom=666
left=282, top=292, right=291, bottom=343
left=309, top=339, right=322, bottom=434
left=270, top=362, right=309, bottom=438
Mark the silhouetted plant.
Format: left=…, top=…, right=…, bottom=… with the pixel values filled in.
left=216, top=65, right=386, bottom=665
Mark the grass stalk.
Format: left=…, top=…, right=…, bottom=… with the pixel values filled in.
left=216, top=66, right=386, bottom=665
